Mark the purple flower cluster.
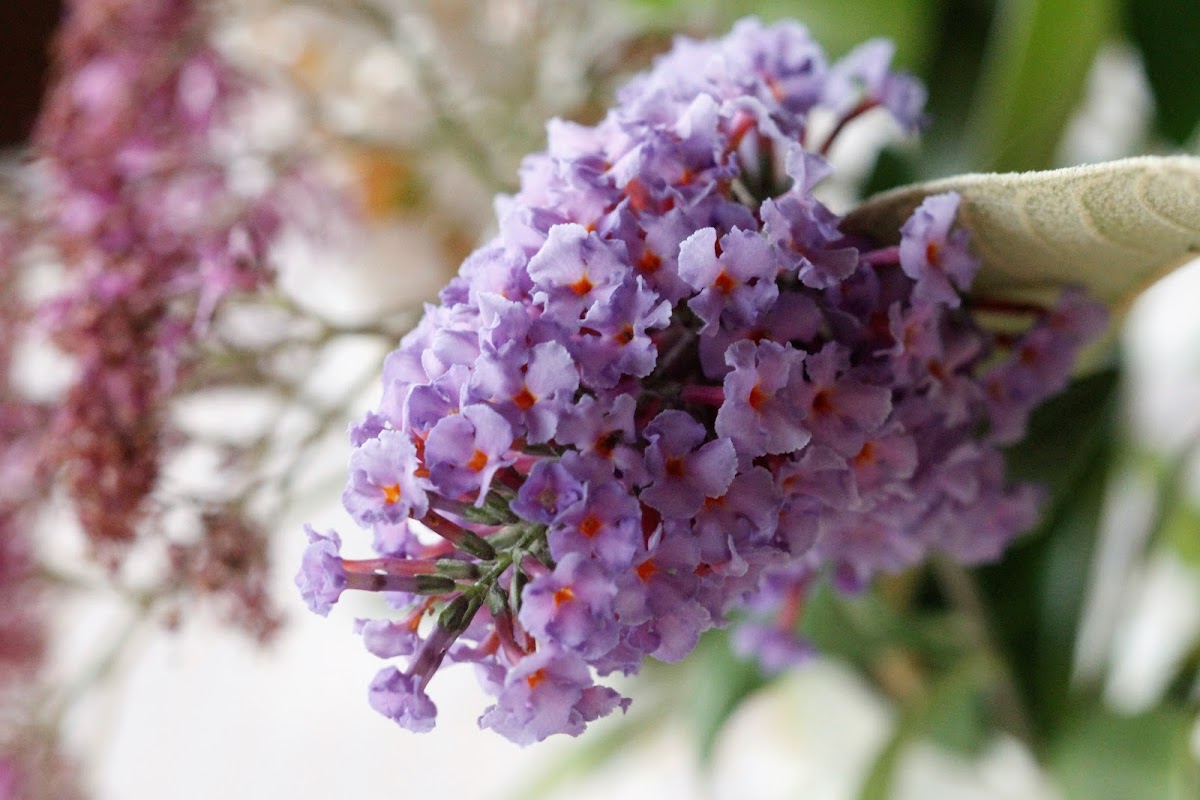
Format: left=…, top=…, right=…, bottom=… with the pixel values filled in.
left=0, top=216, right=48, bottom=682
left=299, top=19, right=1105, bottom=744
left=0, top=223, right=83, bottom=800
left=0, top=403, right=48, bottom=679
left=0, top=0, right=334, bottom=641
left=3, top=0, right=327, bottom=642
left=33, top=0, right=295, bottom=556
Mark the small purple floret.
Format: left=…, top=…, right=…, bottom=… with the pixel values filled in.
left=899, top=192, right=980, bottom=307
left=716, top=339, right=811, bottom=457
left=295, top=525, right=347, bottom=617
left=424, top=403, right=515, bottom=505
left=342, top=430, right=429, bottom=526
left=478, top=648, right=629, bottom=746
left=368, top=667, right=438, bottom=733
left=512, top=458, right=586, bottom=525
left=642, top=411, right=737, bottom=519
left=518, top=553, right=619, bottom=658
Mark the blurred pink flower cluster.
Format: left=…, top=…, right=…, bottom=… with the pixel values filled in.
left=33, top=0, right=295, bottom=573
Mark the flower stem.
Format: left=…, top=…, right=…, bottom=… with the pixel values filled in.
left=818, top=99, right=880, bottom=156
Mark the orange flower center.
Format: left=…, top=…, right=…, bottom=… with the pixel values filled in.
left=466, top=449, right=489, bottom=472
left=594, top=431, right=621, bottom=458
left=569, top=274, right=595, bottom=297
left=512, top=387, right=538, bottom=411
left=526, top=668, right=547, bottom=690
left=925, top=240, right=941, bottom=265
left=854, top=441, right=877, bottom=467
left=747, top=383, right=768, bottom=411
left=635, top=559, right=658, bottom=582
left=578, top=514, right=603, bottom=538
left=713, top=270, right=737, bottom=295
left=553, top=586, right=575, bottom=607
left=624, top=178, right=652, bottom=213
left=637, top=250, right=662, bottom=275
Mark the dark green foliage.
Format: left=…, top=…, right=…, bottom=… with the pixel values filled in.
left=1123, top=0, right=1200, bottom=145
left=978, top=369, right=1120, bottom=741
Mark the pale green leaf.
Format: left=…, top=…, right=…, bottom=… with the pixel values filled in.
left=1048, top=707, right=1200, bottom=800
left=962, top=0, right=1115, bottom=173
left=856, top=656, right=991, bottom=800
left=683, top=630, right=770, bottom=761
left=842, top=156, right=1200, bottom=321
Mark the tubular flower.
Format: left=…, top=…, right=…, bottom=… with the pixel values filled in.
left=300, top=18, right=1105, bottom=744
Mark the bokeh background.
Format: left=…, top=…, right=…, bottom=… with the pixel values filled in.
left=3, top=1, right=1199, bottom=798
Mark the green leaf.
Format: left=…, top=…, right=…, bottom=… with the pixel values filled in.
left=1123, top=0, right=1200, bottom=145
left=683, top=629, right=771, bottom=760
left=1136, top=436, right=1200, bottom=567
left=862, top=146, right=921, bottom=197
left=842, top=157, right=1200, bottom=343
left=1161, top=500, right=1200, bottom=567
left=916, top=0, right=1000, bottom=177
left=1003, top=369, right=1119, bottom=495
left=745, top=0, right=939, bottom=67
left=625, top=0, right=940, bottom=68
left=978, top=384, right=1119, bottom=741
left=800, top=580, right=966, bottom=669
left=857, top=656, right=992, bottom=800
left=1049, top=707, right=1200, bottom=800
left=923, top=684, right=991, bottom=757
left=963, top=0, right=1116, bottom=172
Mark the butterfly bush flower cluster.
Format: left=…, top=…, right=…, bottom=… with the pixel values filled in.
left=299, top=19, right=1105, bottom=744
left=35, top=0, right=282, bottom=548
left=11, top=0, right=325, bottom=638
left=0, top=225, right=84, bottom=800
left=0, top=221, right=47, bottom=682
